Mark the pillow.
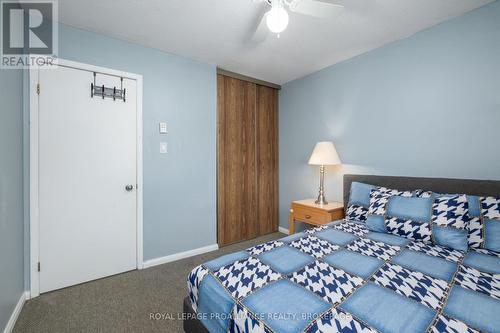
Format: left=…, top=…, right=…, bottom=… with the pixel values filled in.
left=413, top=189, right=433, bottom=198
left=431, top=194, right=469, bottom=251
left=466, top=196, right=483, bottom=249
left=385, top=217, right=432, bottom=243
left=417, top=192, right=484, bottom=250
left=366, top=186, right=412, bottom=232
left=345, top=182, right=375, bottom=223
left=482, top=196, right=500, bottom=219
left=384, top=196, right=433, bottom=242
left=480, top=196, right=500, bottom=252
left=368, top=187, right=413, bottom=215
left=346, top=204, right=369, bottom=222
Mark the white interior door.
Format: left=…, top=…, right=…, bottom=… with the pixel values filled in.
left=38, top=65, right=138, bottom=293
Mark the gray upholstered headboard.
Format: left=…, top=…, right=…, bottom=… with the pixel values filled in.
left=343, top=174, right=500, bottom=208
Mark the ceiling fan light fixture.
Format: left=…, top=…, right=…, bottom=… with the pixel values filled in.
left=266, top=1, right=289, bottom=34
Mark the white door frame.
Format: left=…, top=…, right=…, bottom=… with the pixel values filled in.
left=29, top=58, right=144, bottom=298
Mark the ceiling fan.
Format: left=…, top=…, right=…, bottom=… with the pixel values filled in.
left=254, top=0, right=344, bottom=37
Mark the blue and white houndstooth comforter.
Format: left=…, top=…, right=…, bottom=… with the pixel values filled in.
left=187, top=220, right=500, bottom=333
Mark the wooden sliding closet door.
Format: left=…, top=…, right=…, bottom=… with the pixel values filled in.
left=218, top=75, right=258, bottom=245
left=256, top=85, right=279, bottom=236
left=218, top=74, right=278, bottom=246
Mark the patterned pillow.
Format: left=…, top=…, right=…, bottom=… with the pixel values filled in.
left=467, top=216, right=484, bottom=249
left=384, top=196, right=433, bottom=243
left=480, top=196, right=500, bottom=252
left=413, top=189, right=433, bottom=198
left=466, top=196, right=483, bottom=249
left=368, top=187, right=412, bottom=216
left=385, top=217, right=432, bottom=243
left=346, top=204, right=368, bottom=222
left=432, top=195, right=469, bottom=229
left=427, top=193, right=485, bottom=250
left=481, top=197, right=500, bottom=219
left=346, top=182, right=375, bottom=223
left=366, top=187, right=412, bottom=233
left=431, top=194, right=469, bottom=251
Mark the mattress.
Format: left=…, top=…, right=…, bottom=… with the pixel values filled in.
left=187, top=220, right=500, bottom=333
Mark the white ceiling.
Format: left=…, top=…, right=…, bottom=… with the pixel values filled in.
left=58, top=0, right=493, bottom=84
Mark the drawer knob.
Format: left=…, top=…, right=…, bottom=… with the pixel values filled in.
left=305, top=214, right=311, bottom=219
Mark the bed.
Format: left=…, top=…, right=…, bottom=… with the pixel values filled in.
left=184, top=174, right=500, bottom=333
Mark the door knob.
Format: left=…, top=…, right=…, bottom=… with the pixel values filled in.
left=125, top=185, right=134, bottom=191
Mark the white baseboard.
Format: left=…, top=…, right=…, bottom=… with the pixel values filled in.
left=143, top=244, right=219, bottom=269
left=279, top=226, right=289, bottom=235
left=3, top=291, right=28, bottom=333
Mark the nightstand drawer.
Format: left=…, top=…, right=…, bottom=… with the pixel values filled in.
left=289, top=199, right=344, bottom=234
left=330, top=209, right=344, bottom=221
left=292, top=206, right=330, bottom=225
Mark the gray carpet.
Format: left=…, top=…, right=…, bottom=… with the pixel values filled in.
left=14, top=233, right=284, bottom=333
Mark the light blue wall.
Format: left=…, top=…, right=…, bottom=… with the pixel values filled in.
left=50, top=24, right=217, bottom=260
left=279, top=1, right=500, bottom=228
left=0, top=69, right=25, bottom=329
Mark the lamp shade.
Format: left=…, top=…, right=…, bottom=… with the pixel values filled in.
left=308, top=141, right=341, bottom=166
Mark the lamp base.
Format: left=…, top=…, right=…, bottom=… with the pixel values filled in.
left=315, top=194, right=328, bottom=206
left=315, top=165, right=328, bottom=205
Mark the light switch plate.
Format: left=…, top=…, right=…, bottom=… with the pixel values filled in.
left=159, top=122, right=168, bottom=134
left=160, top=142, right=168, bottom=154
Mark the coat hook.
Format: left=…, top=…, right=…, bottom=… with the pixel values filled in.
left=90, top=73, right=126, bottom=102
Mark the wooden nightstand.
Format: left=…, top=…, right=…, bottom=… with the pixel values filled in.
left=289, top=200, right=344, bottom=234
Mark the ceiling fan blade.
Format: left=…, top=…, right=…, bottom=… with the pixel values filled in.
left=289, top=0, right=344, bottom=18
left=250, top=11, right=269, bottom=43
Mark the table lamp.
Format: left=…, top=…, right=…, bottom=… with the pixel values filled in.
left=308, top=141, right=341, bottom=205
